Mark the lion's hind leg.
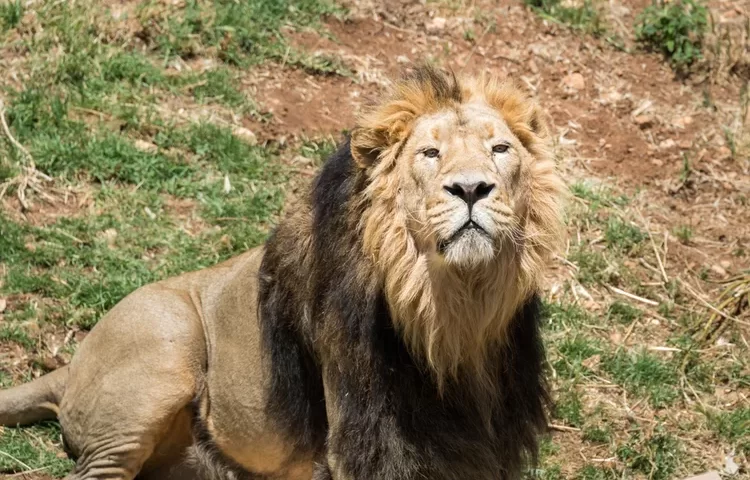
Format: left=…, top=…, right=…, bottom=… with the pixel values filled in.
left=58, top=285, right=207, bottom=479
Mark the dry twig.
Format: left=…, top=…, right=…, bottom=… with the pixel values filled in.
left=0, top=97, right=56, bottom=210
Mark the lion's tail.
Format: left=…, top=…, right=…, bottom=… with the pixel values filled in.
left=0, top=366, right=68, bottom=426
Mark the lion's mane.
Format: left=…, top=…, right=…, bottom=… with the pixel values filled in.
left=258, top=66, right=565, bottom=479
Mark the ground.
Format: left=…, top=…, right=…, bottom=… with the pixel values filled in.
left=0, top=0, right=748, bottom=479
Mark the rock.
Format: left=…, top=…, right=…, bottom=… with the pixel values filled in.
left=659, top=139, right=676, bottom=149
left=425, top=17, right=447, bottom=34
left=396, top=55, right=410, bottom=64
left=232, top=126, right=257, bottom=146
left=634, top=115, right=655, bottom=129
left=134, top=139, right=158, bottom=154
left=719, top=260, right=731, bottom=270
left=673, top=115, right=693, bottom=129
left=562, top=73, right=585, bottom=91
left=0, top=298, right=6, bottom=313
left=683, top=472, right=721, bottom=480
left=716, top=146, right=732, bottom=160
left=99, top=228, right=118, bottom=249
left=711, top=264, right=727, bottom=277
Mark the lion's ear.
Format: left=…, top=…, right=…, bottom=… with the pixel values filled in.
left=527, top=103, right=551, bottom=140
left=350, top=128, right=386, bottom=168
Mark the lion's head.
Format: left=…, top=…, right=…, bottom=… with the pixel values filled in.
left=350, top=66, right=565, bottom=387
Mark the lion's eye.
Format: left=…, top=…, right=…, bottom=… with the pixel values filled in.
left=423, top=148, right=440, bottom=158
left=492, top=144, right=510, bottom=154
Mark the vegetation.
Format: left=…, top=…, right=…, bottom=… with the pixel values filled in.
left=635, top=0, right=708, bottom=70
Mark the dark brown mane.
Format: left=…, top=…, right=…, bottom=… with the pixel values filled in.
left=258, top=133, right=550, bottom=479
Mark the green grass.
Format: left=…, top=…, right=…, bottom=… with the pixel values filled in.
left=0, top=0, right=23, bottom=31
left=137, top=0, right=345, bottom=66
left=524, top=0, right=605, bottom=36
left=616, top=430, right=681, bottom=480
left=706, top=407, right=750, bottom=455
left=606, top=301, right=642, bottom=325
left=604, top=218, right=645, bottom=255
left=602, top=350, right=680, bottom=408
left=635, top=0, right=707, bottom=71
left=554, top=390, right=584, bottom=428
left=0, top=423, right=74, bottom=476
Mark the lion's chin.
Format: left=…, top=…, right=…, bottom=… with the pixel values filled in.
left=438, top=229, right=496, bottom=269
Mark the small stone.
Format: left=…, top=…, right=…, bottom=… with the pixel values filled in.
left=396, top=55, right=410, bottom=64
left=562, top=73, right=585, bottom=91
left=134, top=139, right=157, bottom=153
left=100, top=228, right=118, bottom=249
left=711, top=264, right=727, bottom=277
left=634, top=115, right=655, bottom=129
left=683, top=472, right=721, bottom=480
left=659, top=139, right=676, bottom=149
left=720, top=260, right=731, bottom=269
left=426, top=17, right=447, bottom=34
left=232, top=127, right=257, bottom=146
left=0, top=298, right=6, bottom=313
left=716, top=146, right=732, bottom=160
left=673, top=115, right=693, bottom=128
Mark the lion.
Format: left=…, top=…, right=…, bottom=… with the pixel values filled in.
left=0, top=65, right=565, bottom=480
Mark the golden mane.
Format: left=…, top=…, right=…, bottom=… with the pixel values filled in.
left=352, top=66, right=566, bottom=389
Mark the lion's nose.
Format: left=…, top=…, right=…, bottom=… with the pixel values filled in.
left=444, top=181, right=495, bottom=210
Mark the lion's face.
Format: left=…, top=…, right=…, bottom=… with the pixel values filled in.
left=352, top=67, right=564, bottom=385
left=400, top=101, right=531, bottom=269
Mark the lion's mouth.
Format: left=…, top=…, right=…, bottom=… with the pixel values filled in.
left=437, top=220, right=489, bottom=253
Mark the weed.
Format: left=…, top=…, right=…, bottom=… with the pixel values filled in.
left=299, top=137, right=338, bottom=166
left=606, top=301, right=642, bottom=325
left=570, top=182, right=629, bottom=211
left=569, top=246, right=616, bottom=286
left=554, top=336, right=601, bottom=379
left=554, top=390, right=584, bottom=428
left=190, top=69, right=250, bottom=110
left=616, top=430, right=681, bottom=480
left=582, top=426, right=612, bottom=444
left=525, top=0, right=605, bottom=36
left=673, top=224, right=693, bottom=244
left=706, top=407, right=750, bottom=455
left=602, top=350, right=679, bottom=408
left=542, top=300, right=594, bottom=330
left=604, top=217, right=645, bottom=254
left=0, top=0, right=23, bottom=31
left=576, top=465, right=619, bottom=480
left=635, top=0, right=708, bottom=70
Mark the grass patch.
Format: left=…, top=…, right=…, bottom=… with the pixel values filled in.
left=0, top=423, right=74, bottom=476
left=606, top=301, right=642, bottom=325
left=554, top=336, right=601, bottom=379
left=616, top=430, right=681, bottom=480
left=137, top=0, right=345, bottom=66
left=569, top=246, right=614, bottom=286
left=525, top=0, right=605, bottom=36
left=576, top=465, right=619, bottom=480
left=554, top=390, right=584, bottom=428
left=582, top=426, right=612, bottom=444
left=570, top=182, right=629, bottom=211
left=602, top=350, right=679, bottom=408
left=0, top=0, right=23, bottom=31
left=190, top=68, right=251, bottom=110
left=635, top=0, right=708, bottom=71
left=604, top=217, right=645, bottom=255
left=706, top=407, right=750, bottom=455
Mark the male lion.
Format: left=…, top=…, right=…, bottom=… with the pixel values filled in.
left=0, top=66, right=564, bottom=480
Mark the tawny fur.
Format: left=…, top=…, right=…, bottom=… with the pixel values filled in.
left=353, top=68, right=566, bottom=389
